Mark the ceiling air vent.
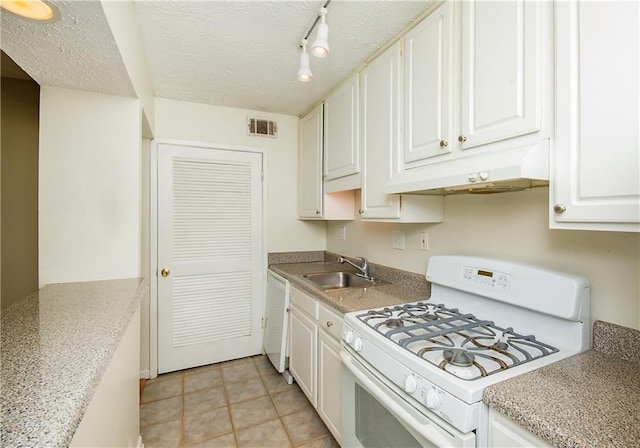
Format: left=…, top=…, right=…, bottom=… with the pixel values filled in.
left=247, top=117, right=277, bottom=138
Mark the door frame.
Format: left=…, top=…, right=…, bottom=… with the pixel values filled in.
left=149, top=138, right=267, bottom=378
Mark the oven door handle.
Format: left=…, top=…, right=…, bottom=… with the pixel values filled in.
left=341, top=351, right=457, bottom=447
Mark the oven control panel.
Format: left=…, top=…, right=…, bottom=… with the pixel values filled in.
left=462, top=265, right=511, bottom=291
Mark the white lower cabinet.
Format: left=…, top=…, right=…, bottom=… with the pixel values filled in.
left=289, top=307, right=317, bottom=406
left=289, top=287, right=319, bottom=406
left=289, top=286, right=343, bottom=444
left=317, top=304, right=343, bottom=443
left=488, top=409, right=552, bottom=448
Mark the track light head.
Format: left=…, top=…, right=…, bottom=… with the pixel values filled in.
left=297, top=39, right=312, bottom=82
left=311, top=8, right=330, bottom=58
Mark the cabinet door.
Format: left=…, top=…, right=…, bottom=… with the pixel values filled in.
left=289, top=307, right=317, bottom=406
left=551, top=0, right=640, bottom=231
left=324, top=75, right=360, bottom=184
left=317, top=329, right=342, bottom=444
left=489, top=409, right=553, bottom=448
left=360, top=43, right=401, bottom=219
left=459, top=0, right=541, bottom=150
left=403, top=1, right=454, bottom=166
left=299, top=104, right=324, bottom=218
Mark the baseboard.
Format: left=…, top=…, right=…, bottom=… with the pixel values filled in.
left=139, top=369, right=150, bottom=379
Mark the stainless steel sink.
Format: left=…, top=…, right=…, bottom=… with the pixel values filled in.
left=303, top=271, right=383, bottom=290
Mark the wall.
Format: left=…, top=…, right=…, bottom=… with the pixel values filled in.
left=140, top=138, right=151, bottom=375
left=1, top=78, right=39, bottom=308
left=39, top=86, right=142, bottom=287
left=101, top=0, right=155, bottom=138
left=154, top=98, right=326, bottom=252
left=327, top=188, right=640, bottom=330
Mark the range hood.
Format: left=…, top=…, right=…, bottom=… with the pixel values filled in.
left=384, top=139, right=550, bottom=195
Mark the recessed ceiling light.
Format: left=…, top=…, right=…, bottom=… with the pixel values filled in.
left=0, top=0, right=60, bottom=22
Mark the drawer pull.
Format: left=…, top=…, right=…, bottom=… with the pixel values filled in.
left=326, top=321, right=334, bottom=327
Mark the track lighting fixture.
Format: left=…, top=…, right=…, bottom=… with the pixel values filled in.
left=296, top=1, right=331, bottom=82
left=297, top=39, right=312, bottom=82
left=311, top=8, right=330, bottom=58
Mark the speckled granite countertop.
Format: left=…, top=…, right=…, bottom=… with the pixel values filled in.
left=270, top=260, right=431, bottom=314
left=483, top=321, right=640, bottom=448
left=1, top=278, right=146, bottom=447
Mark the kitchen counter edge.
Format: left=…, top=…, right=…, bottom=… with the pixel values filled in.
left=1, top=278, right=147, bottom=447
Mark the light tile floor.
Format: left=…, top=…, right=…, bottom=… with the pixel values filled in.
left=140, top=355, right=340, bottom=447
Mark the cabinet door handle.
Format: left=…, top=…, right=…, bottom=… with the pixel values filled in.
left=315, top=210, right=321, bottom=215
left=458, top=135, right=467, bottom=143
left=326, top=321, right=333, bottom=327
left=553, top=204, right=567, bottom=214
left=440, top=140, right=448, bottom=147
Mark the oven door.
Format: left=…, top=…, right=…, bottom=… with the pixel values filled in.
left=341, top=350, right=476, bottom=448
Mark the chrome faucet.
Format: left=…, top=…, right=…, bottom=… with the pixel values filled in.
left=338, top=256, right=373, bottom=280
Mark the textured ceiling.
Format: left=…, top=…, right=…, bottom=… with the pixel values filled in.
left=0, top=1, right=135, bottom=97
left=1, top=0, right=434, bottom=117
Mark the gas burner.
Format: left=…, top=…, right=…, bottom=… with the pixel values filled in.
left=361, top=302, right=441, bottom=332
left=492, top=341, right=509, bottom=351
left=383, top=318, right=405, bottom=328
left=443, top=349, right=475, bottom=367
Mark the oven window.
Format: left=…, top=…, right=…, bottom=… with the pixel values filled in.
left=355, top=384, right=434, bottom=448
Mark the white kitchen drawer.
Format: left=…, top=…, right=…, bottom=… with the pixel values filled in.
left=319, top=304, right=343, bottom=340
left=291, top=287, right=319, bottom=319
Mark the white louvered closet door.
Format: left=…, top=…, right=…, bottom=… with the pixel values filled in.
left=157, top=143, right=264, bottom=374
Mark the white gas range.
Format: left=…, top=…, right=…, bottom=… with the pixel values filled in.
left=340, top=256, right=590, bottom=447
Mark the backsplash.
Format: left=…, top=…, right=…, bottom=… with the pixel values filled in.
left=269, top=251, right=431, bottom=295
left=268, top=251, right=325, bottom=265
left=593, top=320, right=640, bottom=364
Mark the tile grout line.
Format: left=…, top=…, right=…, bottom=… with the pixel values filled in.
left=141, top=355, right=335, bottom=447
left=256, top=357, right=297, bottom=448
left=220, top=362, right=241, bottom=448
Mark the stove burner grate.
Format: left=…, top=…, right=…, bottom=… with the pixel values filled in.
left=355, top=302, right=560, bottom=381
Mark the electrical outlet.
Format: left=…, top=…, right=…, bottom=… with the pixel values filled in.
left=339, top=226, right=346, bottom=241
left=391, top=231, right=405, bottom=250
left=420, top=232, right=429, bottom=250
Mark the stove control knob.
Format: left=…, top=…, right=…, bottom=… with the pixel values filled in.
left=404, top=375, right=417, bottom=394
left=426, top=388, right=441, bottom=410
left=344, top=330, right=355, bottom=344
left=353, top=337, right=364, bottom=352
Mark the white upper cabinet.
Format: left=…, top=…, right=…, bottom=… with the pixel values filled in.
left=324, top=75, right=360, bottom=193
left=403, top=1, right=454, bottom=166
left=459, top=0, right=542, bottom=150
left=299, top=104, right=324, bottom=219
left=361, top=43, right=401, bottom=219
left=298, top=104, right=355, bottom=221
left=360, top=43, right=444, bottom=222
left=551, top=1, right=640, bottom=232
left=387, top=0, right=551, bottom=194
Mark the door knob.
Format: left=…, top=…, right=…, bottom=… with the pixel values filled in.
left=161, top=268, right=171, bottom=277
